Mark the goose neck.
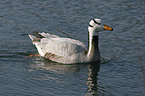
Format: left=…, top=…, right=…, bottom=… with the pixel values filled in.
left=87, top=31, right=100, bottom=61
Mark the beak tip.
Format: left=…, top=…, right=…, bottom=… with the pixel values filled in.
left=111, top=28, right=113, bottom=31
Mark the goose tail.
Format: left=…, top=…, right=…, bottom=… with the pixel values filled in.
left=32, top=31, right=45, bottom=38
left=29, top=31, right=45, bottom=42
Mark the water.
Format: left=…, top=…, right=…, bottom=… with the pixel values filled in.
left=0, top=0, right=145, bottom=95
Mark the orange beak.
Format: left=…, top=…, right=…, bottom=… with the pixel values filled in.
left=103, top=24, right=113, bottom=31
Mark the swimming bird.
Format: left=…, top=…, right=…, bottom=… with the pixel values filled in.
left=29, top=19, right=113, bottom=64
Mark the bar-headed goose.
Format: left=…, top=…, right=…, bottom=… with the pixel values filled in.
left=29, top=18, right=113, bottom=64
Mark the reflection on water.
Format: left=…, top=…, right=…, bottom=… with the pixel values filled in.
left=32, top=58, right=81, bottom=74
left=86, top=62, right=107, bottom=96
left=31, top=58, right=107, bottom=96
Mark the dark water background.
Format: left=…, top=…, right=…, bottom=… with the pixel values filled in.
left=0, top=0, right=145, bottom=96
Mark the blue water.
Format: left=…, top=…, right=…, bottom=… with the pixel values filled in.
left=0, top=0, right=145, bottom=96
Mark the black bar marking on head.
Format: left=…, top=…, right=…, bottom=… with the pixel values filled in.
left=89, top=24, right=93, bottom=27
left=93, top=19, right=100, bottom=25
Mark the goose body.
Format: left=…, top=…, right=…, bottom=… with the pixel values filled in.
left=29, top=19, right=113, bottom=64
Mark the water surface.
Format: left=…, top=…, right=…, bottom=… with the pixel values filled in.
left=0, top=0, right=145, bottom=96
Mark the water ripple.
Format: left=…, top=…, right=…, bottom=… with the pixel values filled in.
left=0, top=0, right=145, bottom=95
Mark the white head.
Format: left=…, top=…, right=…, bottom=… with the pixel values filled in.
left=88, top=18, right=113, bottom=36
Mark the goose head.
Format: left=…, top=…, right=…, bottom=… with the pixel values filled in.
left=88, top=19, right=113, bottom=36
left=87, top=19, right=113, bottom=60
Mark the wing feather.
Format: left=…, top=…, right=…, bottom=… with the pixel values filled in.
left=42, top=37, right=86, bottom=57
left=29, top=33, right=87, bottom=57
